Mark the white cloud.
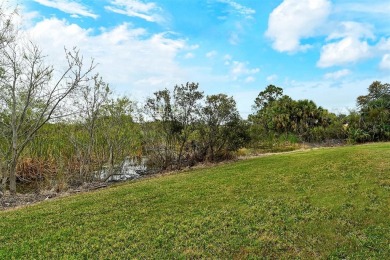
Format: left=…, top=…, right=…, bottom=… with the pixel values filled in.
left=337, top=2, right=390, bottom=16
left=224, top=54, right=232, bottom=60
left=380, top=54, right=390, bottom=70
left=184, top=52, right=195, bottom=59
left=324, top=69, right=351, bottom=80
left=187, top=44, right=200, bottom=50
left=217, top=0, right=255, bottom=19
left=317, top=37, right=371, bottom=68
left=33, top=0, right=98, bottom=19
left=375, top=38, right=390, bottom=69
left=231, top=61, right=259, bottom=75
left=244, top=76, right=255, bottom=83
left=266, top=0, right=331, bottom=53
left=327, top=21, right=375, bottom=41
left=4, top=3, right=39, bottom=29
left=318, top=20, right=390, bottom=68
left=230, top=22, right=244, bottom=46
left=26, top=18, right=189, bottom=99
left=264, top=1, right=388, bottom=68
left=28, top=18, right=90, bottom=48
left=223, top=54, right=232, bottom=65
left=266, top=74, right=278, bottom=82
left=229, top=32, right=239, bottom=45
left=206, top=50, right=217, bottom=58
left=105, top=0, right=163, bottom=23
left=230, top=61, right=259, bottom=81
left=377, top=38, right=390, bottom=51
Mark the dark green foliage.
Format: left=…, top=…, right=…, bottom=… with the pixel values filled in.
left=253, top=84, right=283, bottom=110
left=249, top=81, right=390, bottom=147
left=198, top=94, right=249, bottom=161
left=249, top=85, right=345, bottom=147
left=351, top=81, right=390, bottom=142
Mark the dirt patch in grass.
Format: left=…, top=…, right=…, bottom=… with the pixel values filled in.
left=0, top=182, right=110, bottom=211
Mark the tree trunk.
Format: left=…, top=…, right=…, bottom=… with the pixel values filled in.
left=0, top=160, right=5, bottom=196
left=10, top=126, right=18, bottom=194
left=177, top=140, right=186, bottom=170
left=9, top=158, right=17, bottom=195
left=209, top=144, right=214, bottom=162
left=103, top=145, right=115, bottom=182
left=0, top=175, right=6, bottom=197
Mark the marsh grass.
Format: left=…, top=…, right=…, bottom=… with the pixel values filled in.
left=0, top=143, right=389, bottom=258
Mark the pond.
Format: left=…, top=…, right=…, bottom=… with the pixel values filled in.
left=99, top=157, right=149, bottom=182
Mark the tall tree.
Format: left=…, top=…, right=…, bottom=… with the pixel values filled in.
left=253, top=84, right=283, bottom=111
left=173, top=83, right=204, bottom=167
left=199, top=94, right=243, bottom=161
left=356, top=81, right=390, bottom=141
left=249, top=85, right=340, bottom=145
left=144, top=88, right=176, bottom=169
left=0, top=15, right=95, bottom=194
left=144, top=82, right=203, bottom=169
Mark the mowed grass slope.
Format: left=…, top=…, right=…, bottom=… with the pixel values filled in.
left=1, top=143, right=390, bottom=259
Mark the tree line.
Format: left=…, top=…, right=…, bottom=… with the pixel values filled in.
left=0, top=9, right=389, bottom=196
left=248, top=82, right=390, bottom=148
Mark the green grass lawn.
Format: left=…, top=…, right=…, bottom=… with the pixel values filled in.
left=1, top=143, right=389, bottom=259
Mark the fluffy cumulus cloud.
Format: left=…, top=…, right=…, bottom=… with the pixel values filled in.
left=26, top=18, right=189, bottom=98
left=380, top=54, right=390, bottom=70
left=105, top=0, right=164, bottom=23
left=326, top=21, right=374, bottom=41
left=318, top=37, right=372, bottom=68
left=318, top=22, right=374, bottom=68
left=33, top=0, right=98, bottom=19
left=377, top=38, right=390, bottom=70
left=266, top=0, right=331, bottom=53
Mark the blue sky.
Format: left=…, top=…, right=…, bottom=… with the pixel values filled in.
left=15, top=0, right=390, bottom=117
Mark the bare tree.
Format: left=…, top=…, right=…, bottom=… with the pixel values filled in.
left=70, top=74, right=110, bottom=182
left=0, top=3, right=17, bottom=197
left=0, top=23, right=95, bottom=194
